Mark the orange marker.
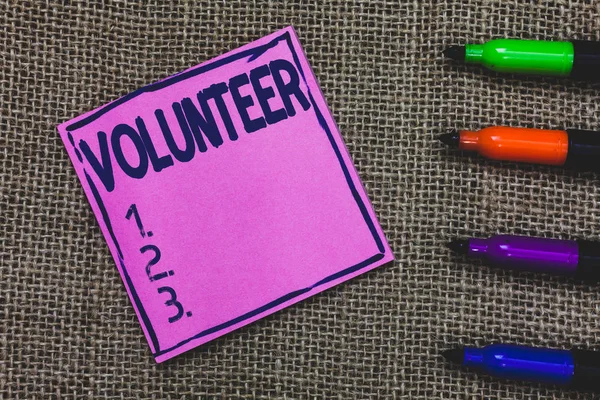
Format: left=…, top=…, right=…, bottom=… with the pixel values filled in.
left=440, top=126, right=600, bottom=171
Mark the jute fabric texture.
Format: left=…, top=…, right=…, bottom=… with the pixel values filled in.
left=2, top=1, right=600, bottom=398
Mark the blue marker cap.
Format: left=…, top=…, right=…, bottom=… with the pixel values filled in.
left=467, top=344, right=574, bottom=384
left=443, top=344, right=587, bottom=388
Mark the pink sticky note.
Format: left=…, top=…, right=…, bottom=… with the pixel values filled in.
left=58, top=27, right=393, bottom=363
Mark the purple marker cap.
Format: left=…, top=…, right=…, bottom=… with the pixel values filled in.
left=448, top=234, right=600, bottom=280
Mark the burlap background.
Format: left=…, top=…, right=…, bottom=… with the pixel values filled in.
left=3, top=1, right=600, bottom=398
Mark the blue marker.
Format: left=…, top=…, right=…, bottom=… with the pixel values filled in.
left=443, top=344, right=600, bottom=391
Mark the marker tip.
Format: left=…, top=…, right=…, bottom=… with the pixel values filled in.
left=442, top=348, right=464, bottom=364
left=443, top=45, right=466, bottom=61
left=439, top=130, right=460, bottom=147
left=446, top=239, right=469, bottom=254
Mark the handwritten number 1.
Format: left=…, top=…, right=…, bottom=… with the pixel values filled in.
left=158, top=287, right=185, bottom=323
left=126, top=204, right=147, bottom=238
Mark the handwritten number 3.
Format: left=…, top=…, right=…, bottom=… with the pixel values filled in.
left=158, top=286, right=185, bottom=323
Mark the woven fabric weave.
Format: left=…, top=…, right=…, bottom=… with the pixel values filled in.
left=2, top=1, right=600, bottom=398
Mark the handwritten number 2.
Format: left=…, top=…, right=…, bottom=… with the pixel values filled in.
left=158, top=287, right=185, bottom=323
left=140, top=244, right=172, bottom=282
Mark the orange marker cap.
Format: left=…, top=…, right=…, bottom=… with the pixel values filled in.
left=458, top=126, right=569, bottom=166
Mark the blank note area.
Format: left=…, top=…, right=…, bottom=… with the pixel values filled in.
left=137, top=107, right=380, bottom=337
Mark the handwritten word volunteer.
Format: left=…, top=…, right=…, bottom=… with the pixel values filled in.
left=78, top=59, right=311, bottom=192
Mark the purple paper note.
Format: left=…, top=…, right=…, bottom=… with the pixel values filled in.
left=58, top=27, right=393, bottom=363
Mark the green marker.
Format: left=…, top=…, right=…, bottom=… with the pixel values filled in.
left=444, top=39, right=600, bottom=79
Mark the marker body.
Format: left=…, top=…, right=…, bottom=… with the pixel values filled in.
left=452, top=126, right=600, bottom=171
left=457, top=234, right=600, bottom=280
left=445, top=344, right=600, bottom=391
left=449, top=39, right=600, bottom=79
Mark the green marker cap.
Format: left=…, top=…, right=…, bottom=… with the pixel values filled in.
left=464, top=39, right=574, bottom=76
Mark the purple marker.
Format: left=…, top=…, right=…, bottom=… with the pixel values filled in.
left=448, top=234, right=600, bottom=280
